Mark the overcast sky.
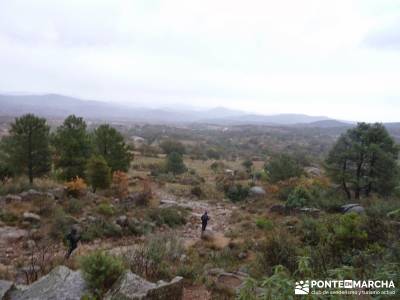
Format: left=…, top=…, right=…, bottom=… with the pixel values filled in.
left=0, top=0, right=399, bottom=122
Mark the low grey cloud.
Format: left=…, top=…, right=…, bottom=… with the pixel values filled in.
left=363, top=19, right=400, bottom=50
left=0, top=0, right=400, bottom=122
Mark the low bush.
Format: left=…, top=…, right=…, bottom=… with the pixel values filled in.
left=97, top=202, right=115, bottom=217
left=191, top=185, right=203, bottom=198
left=81, top=219, right=122, bottom=242
left=80, top=251, right=125, bottom=296
left=49, top=208, right=76, bottom=240
left=286, top=186, right=312, bottom=208
left=0, top=209, right=19, bottom=226
left=225, top=184, right=249, bottom=202
left=65, top=177, right=87, bottom=198
left=65, top=197, right=84, bottom=215
left=253, top=230, right=298, bottom=276
left=111, top=171, right=129, bottom=199
left=123, top=233, right=184, bottom=280
left=332, top=213, right=368, bottom=251
left=255, top=217, right=274, bottom=231
left=148, top=207, right=187, bottom=228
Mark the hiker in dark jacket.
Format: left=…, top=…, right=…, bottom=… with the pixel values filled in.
left=65, top=227, right=81, bottom=259
left=201, top=211, right=210, bottom=232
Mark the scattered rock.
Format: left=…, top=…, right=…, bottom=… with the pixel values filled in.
left=20, top=189, right=42, bottom=202
left=22, top=212, right=41, bottom=223
left=8, top=266, right=88, bottom=300
left=269, top=204, right=287, bottom=215
left=0, top=227, right=28, bottom=243
left=0, top=280, right=14, bottom=299
left=48, top=187, right=64, bottom=200
left=206, top=268, right=225, bottom=276
left=179, top=254, right=188, bottom=263
left=296, top=207, right=321, bottom=217
left=341, top=204, right=365, bottom=214
left=305, top=167, right=323, bottom=177
left=238, top=252, right=247, bottom=260
left=104, top=271, right=183, bottom=300
left=5, top=195, right=22, bottom=203
left=116, top=215, right=129, bottom=227
left=249, top=186, right=266, bottom=197
left=207, top=270, right=248, bottom=296
left=159, top=199, right=179, bottom=207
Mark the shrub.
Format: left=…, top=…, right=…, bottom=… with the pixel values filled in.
left=65, top=197, right=84, bottom=215
left=160, top=139, right=186, bottom=155
left=148, top=207, right=187, bottom=228
left=255, top=217, right=274, bottom=231
left=97, top=202, right=115, bottom=217
left=265, top=154, right=303, bottom=183
left=300, top=217, right=328, bottom=246
left=0, top=164, right=13, bottom=183
left=286, top=186, right=312, bottom=208
left=242, top=159, right=253, bottom=172
left=123, top=233, right=184, bottom=280
left=225, top=184, right=249, bottom=202
left=254, top=230, right=298, bottom=275
left=206, top=148, right=221, bottom=159
left=111, top=171, right=129, bottom=199
left=86, top=155, right=111, bottom=192
left=49, top=208, right=76, bottom=240
left=331, top=213, right=368, bottom=251
left=80, top=251, right=125, bottom=296
left=81, top=219, right=122, bottom=242
left=165, top=152, right=186, bottom=175
left=191, top=185, right=203, bottom=198
left=65, top=177, right=87, bottom=198
left=0, top=209, right=19, bottom=226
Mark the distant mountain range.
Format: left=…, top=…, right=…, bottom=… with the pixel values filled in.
left=0, top=93, right=355, bottom=127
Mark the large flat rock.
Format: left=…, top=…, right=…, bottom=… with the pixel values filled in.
left=0, top=280, right=14, bottom=299
left=105, top=271, right=183, bottom=300
left=8, top=266, right=87, bottom=300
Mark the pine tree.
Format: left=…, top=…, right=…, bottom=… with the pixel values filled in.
left=165, top=151, right=186, bottom=175
left=1, top=114, right=51, bottom=184
left=86, top=155, right=111, bottom=193
left=92, top=124, right=131, bottom=172
left=53, top=115, right=92, bottom=180
left=326, top=123, right=399, bottom=199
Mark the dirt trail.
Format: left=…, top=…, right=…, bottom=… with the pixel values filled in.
left=155, top=189, right=238, bottom=248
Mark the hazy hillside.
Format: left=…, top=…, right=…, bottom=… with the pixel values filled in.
left=0, top=94, right=336, bottom=125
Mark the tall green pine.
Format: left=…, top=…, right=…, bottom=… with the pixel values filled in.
left=53, top=115, right=92, bottom=180
left=2, top=114, right=51, bottom=184
left=92, top=124, right=131, bottom=172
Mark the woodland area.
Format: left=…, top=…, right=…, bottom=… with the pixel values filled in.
left=0, top=114, right=399, bottom=299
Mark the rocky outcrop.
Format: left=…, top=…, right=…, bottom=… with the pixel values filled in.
left=0, top=227, right=28, bottom=243
left=0, top=280, right=14, bottom=299
left=104, top=271, right=183, bottom=300
left=22, top=212, right=41, bottom=223
left=1, top=266, right=183, bottom=300
left=5, top=194, right=22, bottom=203
left=205, top=268, right=248, bottom=296
left=341, top=204, right=365, bottom=214
left=7, top=266, right=87, bottom=300
left=19, top=190, right=43, bottom=202
left=249, top=186, right=266, bottom=198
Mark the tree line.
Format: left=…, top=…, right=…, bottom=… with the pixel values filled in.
left=0, top=114, right=132, bottom=187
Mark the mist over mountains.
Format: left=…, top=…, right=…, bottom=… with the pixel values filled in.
left=0, top=93, right=352, bottom=126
